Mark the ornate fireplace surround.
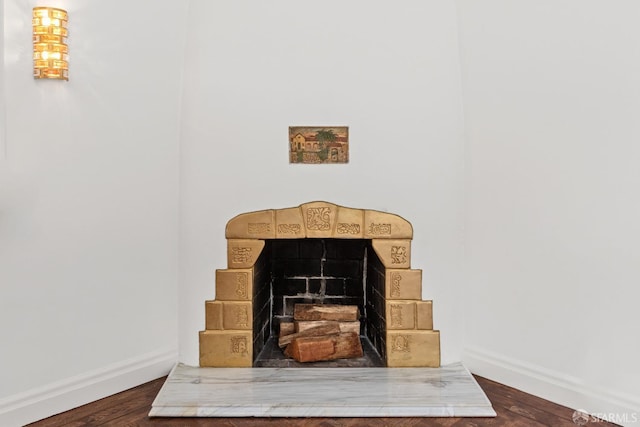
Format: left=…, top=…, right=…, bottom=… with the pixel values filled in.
left=150, top=202, right=494, bottom=418
left=199, top=201, right=441, bottom=368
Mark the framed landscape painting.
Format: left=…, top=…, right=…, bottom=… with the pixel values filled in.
left=289, top=126, right=349, bottom=164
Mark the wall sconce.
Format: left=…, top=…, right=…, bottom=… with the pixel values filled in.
left=32, top=7, right=69, bottom=81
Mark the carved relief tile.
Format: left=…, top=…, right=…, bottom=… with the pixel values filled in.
left=371, top=239, right=411, bottom=269
left=391, top=272, right=402, bottom=298
left=386, top=301, right=416, bottom=330
left=301, top=202, right=337, bottom=237
left=386, top=330, right=440, bottom=367
left=336, top=223, right=361, bottom=235
left=227, top=239, right=265, bottom=269
left=364, top=210, right=413, bottom=239
left=391, top=245, right=408, bottom=264
left=230, top=335, right=249, bottom=356
left=390, top=304, right=404, bottom=328
left=215, top=269, right=253, bottom=301
left=385, top=269, right=422, bottom=300
left=222, top=302, right=252, bottom=330
left=334, top=206, right=364, bottom=238
left=275, top=207, right=306, bottom=238
left=391, top=334, right=411, bottom=353
left=226, top=210, right=275, bottom=239
left=232, top=247, right=252, bottom=264
left=247, top=223, right=271, bottom=235
left=277, top=223, right=302, bottom=235
left=235, top=273, right=249, bottom=299
left=306, top=207, right=331, bottom=230
left=199, top=330, right=253, bottom=367
left=368, top=223, right=392, bottom=236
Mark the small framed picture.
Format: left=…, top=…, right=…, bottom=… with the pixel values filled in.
left=289, top=126, right=349, bottom=164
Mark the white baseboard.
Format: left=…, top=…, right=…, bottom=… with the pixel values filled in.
left=0, top=348, right=178, bottom=427
left=463, top=346, right=640, bottom=427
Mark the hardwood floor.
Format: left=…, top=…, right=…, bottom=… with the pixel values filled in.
left=27, top=375, right=620, bottom=427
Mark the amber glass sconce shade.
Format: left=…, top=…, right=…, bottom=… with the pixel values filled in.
left=33, top=7, right=69, bottom=81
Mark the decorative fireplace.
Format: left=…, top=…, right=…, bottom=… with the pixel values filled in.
left=199, top=201, right=440, bottom=368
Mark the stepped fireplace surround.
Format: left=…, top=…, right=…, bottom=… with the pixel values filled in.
left=149, top=202, right=495, bottom=418
left=199, top=201, right=441, bottom=368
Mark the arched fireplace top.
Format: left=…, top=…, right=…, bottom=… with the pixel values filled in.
left=225, top=201, right=413, bottom=240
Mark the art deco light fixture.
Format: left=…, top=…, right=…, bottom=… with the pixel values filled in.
left=32, top=7, right=69, bottom=80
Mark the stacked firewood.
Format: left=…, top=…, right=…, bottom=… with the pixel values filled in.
left=278, top=304, right=364, bottom=363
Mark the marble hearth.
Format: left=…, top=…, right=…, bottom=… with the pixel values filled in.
left=150, top=362, right=496, bottom=417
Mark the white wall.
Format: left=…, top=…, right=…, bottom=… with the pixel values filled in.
left=0, top=1, right=187, bottom=425
left=457, top=0, right=640, bottom=423
left=178, top=0, right=466, bottom=366
left=1, top=0, right=5, bottom=158
left=3, top=0, right=638, bottom=425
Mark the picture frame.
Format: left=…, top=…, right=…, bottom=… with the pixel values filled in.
left=289, top=126, right=349, bottom=164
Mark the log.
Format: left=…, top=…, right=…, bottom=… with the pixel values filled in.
left=279, top=322, right=295, bottom=338
left=293, top=304, right=360, bottom=322
left=284, top=332, right=364, bottom=362
left=295, top=320, right=360, bottom=334
left=277, top=323, right=340, bottom=348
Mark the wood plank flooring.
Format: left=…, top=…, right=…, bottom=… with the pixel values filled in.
left=27, top=375, right=620, bottom=427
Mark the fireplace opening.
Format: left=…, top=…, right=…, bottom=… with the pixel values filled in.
left=199, top=201, right=440, bottom=368
left=252, top=238, right=387, bottom=367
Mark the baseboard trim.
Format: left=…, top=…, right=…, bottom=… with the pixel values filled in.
left=0, top=348, right=178, bottom=427
left=463, top=346, right=640, bottom=426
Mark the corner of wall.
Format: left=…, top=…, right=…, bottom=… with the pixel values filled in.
left=0, top=348, right=178, bottom=427
left=463, top=346, right=640, bottom=427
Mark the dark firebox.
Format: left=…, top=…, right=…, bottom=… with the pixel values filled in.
left=252, top=238, right=387, bottom=367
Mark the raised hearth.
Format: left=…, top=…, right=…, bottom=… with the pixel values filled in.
left=149, top=362, right=496, bottom=417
